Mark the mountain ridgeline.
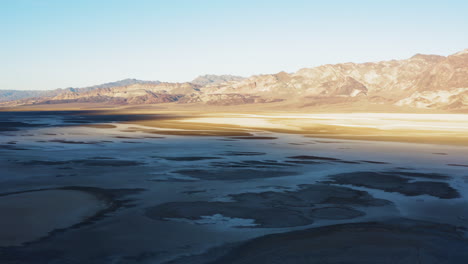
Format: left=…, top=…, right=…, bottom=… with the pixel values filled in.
left=2, top=49, right=468, bottom=111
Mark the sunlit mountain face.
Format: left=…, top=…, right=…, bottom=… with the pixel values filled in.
left=2, top=49, right=468, bottom=112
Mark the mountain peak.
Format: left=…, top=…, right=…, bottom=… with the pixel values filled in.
left=451, top=49, right=468, bottom=56
left=410, top=53, right=445, bottom=61
left=79, top=79, right=162, bottom=89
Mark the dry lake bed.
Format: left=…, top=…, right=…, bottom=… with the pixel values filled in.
left=1, top=111, right=468, bottom=263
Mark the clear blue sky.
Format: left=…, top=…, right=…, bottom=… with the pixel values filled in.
left=1, top=0, right=467, bottom=90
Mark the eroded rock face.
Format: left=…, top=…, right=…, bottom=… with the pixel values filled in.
left=415, top=51, right=468, bottom=92
left=396, top=88, right=468, bottom=109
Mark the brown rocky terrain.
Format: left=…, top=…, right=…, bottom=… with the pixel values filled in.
left=1, top=49, right=467, bottom=111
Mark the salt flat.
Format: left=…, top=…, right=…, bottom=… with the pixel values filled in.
left=0, top=110, right=468, bottom=263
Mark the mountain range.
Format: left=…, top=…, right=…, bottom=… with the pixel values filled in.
left=2, top=49, right=468, bottom=111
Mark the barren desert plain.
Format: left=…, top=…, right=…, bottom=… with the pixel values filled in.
left=1, top=105, right=468, bottom=263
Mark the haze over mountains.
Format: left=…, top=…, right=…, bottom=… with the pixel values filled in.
left=2, top=49, right=468, bottom=111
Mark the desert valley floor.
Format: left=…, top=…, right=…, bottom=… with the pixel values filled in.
left=1, top=110, right=468, bottom=263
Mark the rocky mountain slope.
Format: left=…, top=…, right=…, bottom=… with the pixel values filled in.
left=190, top=75, right=245, bottom=86
left=1, top=49, right=467, bottom=111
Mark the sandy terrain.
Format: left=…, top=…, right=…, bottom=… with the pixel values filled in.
left=126, top=112, right=468, bottom=146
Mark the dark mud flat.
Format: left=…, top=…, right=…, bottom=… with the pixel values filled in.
left=290, top=155, right=391, bottom=165
left=324, top=171, right=459, bottom=199
left=172, top=168, right=300, bottom=180
left=288, top=142, right=306, bottom=145
left=81, top=124, right=117, bottom=129
left=157, top=156, right=223, bottom=161
left=0, top=121, right=46, bottom=132
left=114, top=136, right=140, bottom=139
left=388, top=171, right=450, bottom=179
left=47, top=139, right=103, bottom=144
left=60, top=112, right=183, bottom=124
left=288, top=155, right=343, bottom=161
left=448, top=164, right=468, bottom=168
left=0, top=111, right=186, bottom=130
left=210, top=160, right=295, bottom=168
left=125, top=128, right=253, bottom=137
left=146, top=184, right=390, bottom=228
left=314, top=140, right=347, bottom=143
left=0, top=187, right=143, bottom=248
left=168, top=219, right=468, bottom=264
left=358, top=160, right=391, bottom=164
left=286, top=160, right=324, bottom=165
left=0, top=144, right=30, bottom=150
left=19, top=158, right=144, bottom=167
left=148, top=173, right=200, bottom=182
left=309, top=206, right=364, bottom=219
left=229, top=136, right=277, bottom=140
left=220, top=151, right=266, bottom=156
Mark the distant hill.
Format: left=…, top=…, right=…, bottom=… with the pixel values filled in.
left=0, top=90, right=52, bottom=102
left=0, top=79, right=162, bottom=103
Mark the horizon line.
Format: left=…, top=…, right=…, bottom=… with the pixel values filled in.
left=3, top=48, right=467, bottom=92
